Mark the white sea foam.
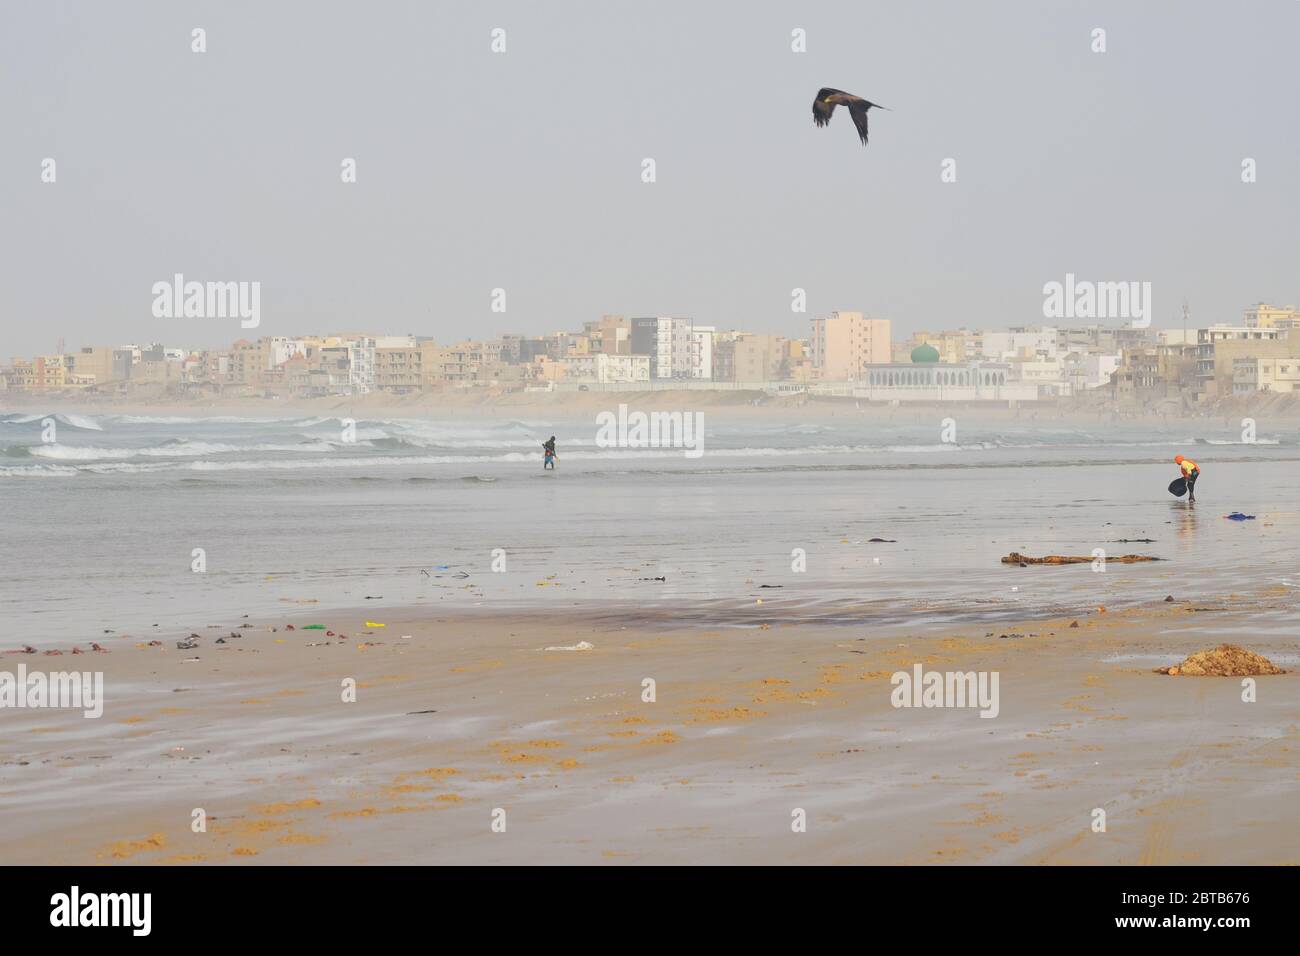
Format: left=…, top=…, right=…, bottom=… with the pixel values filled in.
left=0, top=464, right=79, bottom=477
left=2, top=412, right=103, bottom=430
left=28, top=441, right=337, bottom=460
left=1201, top=438, right=1280, bottom=446
left=113, top=414, right=317, bottom=425
left=0, top=442, right=1010, bottom=475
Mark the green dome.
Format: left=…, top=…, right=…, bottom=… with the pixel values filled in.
left=910, top=343, right=940, bottom=363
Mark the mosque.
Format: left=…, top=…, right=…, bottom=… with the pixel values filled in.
left=855, top=342, right=1038, bottom=402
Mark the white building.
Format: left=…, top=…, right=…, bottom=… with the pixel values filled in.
left=269, top=337, right=308, bottom=367
left=561, top=353, right=650, bottom=384
left=1009, top=357, right=1069, bottom=394
left=1157, top=329, right=1197, bottom=347
left=373, top=335, right=418, bottom=349
left=1199, top=326, right=1285, bottom=345
left=859, top=361, right=1037, bottom=402
left=1063, top=352, right=1122, bottom=392
left=346, top=337, right=376, bottom=394
left=689, top=326, right=714, bottom=380
left=603, top=354, right=650, bottom=383
left=1233, top=356, right=1300, bottom=394
left=631, top=317, right=695, bottom=379
left=977, top=326, right=1059, bottom=362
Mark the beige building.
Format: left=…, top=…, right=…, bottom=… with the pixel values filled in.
left=375, top=341, right=441, bottom=393
left=709, top=330, right=742, bottom=380
left=66, top=346, right=130, bottom=385
left=785, top=339, right=817, bottom=383
left=436, top=341, right=490, bottom=384
left=530, top=356, right=566, bottom=383
left=1233, top=356, right=1300, bottom=394
left=4, top=358, right=37, bottom=389
left=810, top=311, right=891, bottom=381
left=34, top=355, right=69, bottom=389
left=133, top=357, right=184, bottom=387
left=1196, top=326, right=1297, bottom=398
left=731, top=334, right=789, bottom=382
left=229, top=338, right=271, bottom=386
left=907, top=330, right=967, bottom=364
left=584, top=315, right=631, bottom=356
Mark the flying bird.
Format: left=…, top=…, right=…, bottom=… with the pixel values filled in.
left=811, top=88, right=889, bottom=147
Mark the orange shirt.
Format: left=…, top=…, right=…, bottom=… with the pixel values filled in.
left=1180, top=459, right=1199, bottom=477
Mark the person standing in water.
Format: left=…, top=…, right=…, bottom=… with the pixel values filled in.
left=1174, top=454, right=1200, bottom=503
left=542, top=436, right=557, bottom=470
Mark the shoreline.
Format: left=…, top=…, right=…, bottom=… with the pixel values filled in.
left=3, top=593, right=1295, bottom=865
left=6, top=390, right=1300, bottom=423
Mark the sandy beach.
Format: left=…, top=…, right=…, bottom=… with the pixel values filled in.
left=3, top=587, right=1295, bottom=866
left=5, top=403, right=1298, bottom=866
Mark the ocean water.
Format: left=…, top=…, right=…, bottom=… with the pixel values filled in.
left=2, top=409, right=1298, bottom=645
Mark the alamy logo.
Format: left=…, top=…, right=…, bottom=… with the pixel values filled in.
left=50, top=886, right=151, bottom=936
left=151, top=273, right=261, bottom=328
left=1042, top=272, right=1152, bottom=328
left=0, top=664, right=103, bottom=718
left=890, top=664, right=1000, bottom=718
left=595, top=404, right=705, bottom=459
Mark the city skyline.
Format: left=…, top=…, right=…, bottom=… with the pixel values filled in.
left=8, top=301, right=1299, bottom=403
left=6, top=297, right=1290, bottom=357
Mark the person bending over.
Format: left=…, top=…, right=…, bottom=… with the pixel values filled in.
left=1174, top=454, right=1200, bottom=503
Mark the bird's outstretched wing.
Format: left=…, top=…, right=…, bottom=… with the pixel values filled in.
left=812, top=87, right=843, bottom=128
left=847, top=101, right=871, bottom=145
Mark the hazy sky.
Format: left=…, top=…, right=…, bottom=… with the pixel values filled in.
left=2, top=0, right=1297, bottom=357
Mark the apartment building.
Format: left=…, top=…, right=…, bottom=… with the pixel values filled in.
left=229, top=338, right=271, bottom=387
left=268, top=337, right=309, bottom=367
left=584, top=315, right=631, bottom=356
left=375, top=340, right=440, bottom=393
left=1233, top=356, right=1300, bottom=394
left=346, top=337, right=377, bottom=394
left=1195, top=326, right=1294, bottom=398
left=810, top=311, right=891, bottom=381
left=1062, top=352, right=1122, bottom=392
left=726, top=333, right=789, bottom=382
left=689, top=326, right=714, bottom=380
left=979, top=326, right=1060, bottom=362
left=133, top=357, right=184, bottom=388
left=1110, top=343, right=1200, bottom=405
left=437, top=341, right=489, bottom=384
left=631, top=317, right=695, bottom=379
left=64, top=346, right=132, bottom=385
left=1243, top=303, right=1300, bottom=330
left=1110, top=348, right=1164, bottom=404
left=3, top=359, right=36, bottom=389
left=560, top=353, right=650, bottom=384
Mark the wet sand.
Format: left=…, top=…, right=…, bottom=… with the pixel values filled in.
left=1, top=594, right=1296, bottom=865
